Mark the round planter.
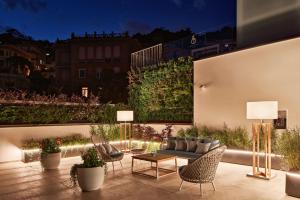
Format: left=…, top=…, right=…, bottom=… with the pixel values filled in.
left=40, top=152, right=61, bottom=170
left=77, top=166, right=105, bottom=192
left=286, top=170, right=300, bottom=198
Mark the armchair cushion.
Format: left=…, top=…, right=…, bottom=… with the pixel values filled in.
left=109, top=152, right=124, bottom=158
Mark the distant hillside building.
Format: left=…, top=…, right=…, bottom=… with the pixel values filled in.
left=131, top=33, right=235, bottom=69
left=55, top=32, right=141, bottom=102
left=0, top=44, right=46, bottom=89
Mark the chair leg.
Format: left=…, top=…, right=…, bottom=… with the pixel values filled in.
left=112, top=162, right=115, bottom=173
left=199, top=183, right=202, bottom=197
left=212, top=182, right=216, bottom=191
left=179, top=180, right=184, bottom=191
left=119, top=161, right=123, bottom=168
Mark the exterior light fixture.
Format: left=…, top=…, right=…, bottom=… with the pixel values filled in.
left=246, top=101, right=278, bottom=180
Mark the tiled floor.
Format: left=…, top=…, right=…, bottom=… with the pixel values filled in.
left=0, top=154, right=297, bottom=200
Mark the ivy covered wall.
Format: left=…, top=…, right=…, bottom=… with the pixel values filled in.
left=128, top=57, right=193, bottom=122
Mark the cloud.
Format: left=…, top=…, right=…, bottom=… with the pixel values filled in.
left=123, top=21, right=152, bottom=34
left=2, top=0, right=47, bottom=13
left=170, top=0, right=182, bottom=7
left=193, top=0, right=206, bottom=10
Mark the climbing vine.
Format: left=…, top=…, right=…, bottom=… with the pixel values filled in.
left=128, top=57, right=193, bottom=122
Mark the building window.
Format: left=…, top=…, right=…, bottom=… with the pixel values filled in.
left=78, top=47, right=85, bottom=60
left=113, top=46, right=120, bottom=58
left=104, top=46, right=111, bottom=58
left=78, top=68, right=86, bottom=79
left=96, top=68, right=101, bottom=80
left=96, top=47, right=103, bottom=59
left=82, top=87, right=88, bottom=97
left=87, top=46, right=94, bottom=59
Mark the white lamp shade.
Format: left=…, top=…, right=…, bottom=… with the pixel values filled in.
left=247, top=101, right=278, bottom=120
left=117, top=111, right=134, bottom=122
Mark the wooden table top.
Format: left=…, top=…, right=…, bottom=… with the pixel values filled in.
left=132, top=153, right=176, bottom=162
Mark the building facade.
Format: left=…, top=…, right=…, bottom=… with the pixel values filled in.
left=237, top=0, right=300, bottom=48
left=55, top=33, right=141, bottom=101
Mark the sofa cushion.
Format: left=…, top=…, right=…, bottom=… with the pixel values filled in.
left=195, top=142, right=210, bottom=154
left=166, top=137, right=176, bottom=150
left=157, top=149, right=200, bottom=159
left=110, top=152, right=124, bottom=158
left=175, top=138, right=186, bottom=151
left=185, top=138, right=197, bottom=152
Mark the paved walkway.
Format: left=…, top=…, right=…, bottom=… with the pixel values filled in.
left=0, top=155, right=297, bottom=200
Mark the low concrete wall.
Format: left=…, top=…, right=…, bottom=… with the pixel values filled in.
left=0, top=123, right=192, bottom=162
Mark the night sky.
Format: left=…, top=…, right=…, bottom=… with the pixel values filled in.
left=0, top=0, right=236, bottom=41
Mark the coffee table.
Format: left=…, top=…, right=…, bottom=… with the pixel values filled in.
left=131, top=153, right=177, bottom=179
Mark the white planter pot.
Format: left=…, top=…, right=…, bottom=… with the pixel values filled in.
left=40, top=152, right=61, bottom=170
left=286, top=171, right=300, bottom=198
left=77, top=166, right=105, bottom=192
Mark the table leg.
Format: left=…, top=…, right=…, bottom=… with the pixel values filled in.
left=175, top=158, right=178, bottom=173
left=156, top=162, right=159, bottom=179
left=131, top=157, right=134, bottom=173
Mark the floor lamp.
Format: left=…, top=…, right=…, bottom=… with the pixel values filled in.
left=117, top=110, right=133, bottom=152
left=246, top=101, right=278, bottom=180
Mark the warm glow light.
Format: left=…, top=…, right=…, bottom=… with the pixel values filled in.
left=225, top=149, right=278, bottom=157
left=117, top=110, right=134, bottom=122
left=287, top=172, right=300, bottom=178
left=247, top=101, right=278, bottom=119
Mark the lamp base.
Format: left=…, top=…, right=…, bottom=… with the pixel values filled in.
left=247, top=172, right=276, bottom=180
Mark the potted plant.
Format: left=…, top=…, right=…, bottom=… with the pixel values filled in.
left=276, top=129, right=300, bottom=198
left=40, top=138, right=61, bottom=170
left=70, top=147, right=106, bottom=192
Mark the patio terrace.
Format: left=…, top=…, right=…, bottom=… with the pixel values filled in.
left=0, top=154, right=297, bottom=200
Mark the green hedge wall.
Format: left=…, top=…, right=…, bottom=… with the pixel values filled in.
left=128, top=57, right=193, bottom=122
left=0, top=103, right=128, bottom=125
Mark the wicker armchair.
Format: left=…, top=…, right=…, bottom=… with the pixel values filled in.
left=91, top=135, right=124, bottom=173
left=178, top=145, right=227, bottom=196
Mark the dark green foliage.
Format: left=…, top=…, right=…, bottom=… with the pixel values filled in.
left=275, top=129, right=300, bottom=170
left=81, top=147, right=105, bottom=168
left=0, top=103, right=129, bottom=125
left=90, top=124, right=120, bottom=143
left=177, top=125, right=251, bottom=150
left=128, top=57, right=193, bottom=122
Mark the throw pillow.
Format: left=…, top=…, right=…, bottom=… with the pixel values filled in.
left=166, top=137, right=176, bottom=150
left=175, top=138, right=187, bottom=151
left=103, top=144, right=113, bottom=154
left=185, top=138, right=197, bottom=152
left=209, top=140, right=220, bottom=150
left=195, top=142, right=211, bottom=154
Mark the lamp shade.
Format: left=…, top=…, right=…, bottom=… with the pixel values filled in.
left=117, top=111, right=134, bottom=122
left=247, top=101, right=278, bottom=120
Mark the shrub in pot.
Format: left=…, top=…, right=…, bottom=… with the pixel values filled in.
left=70, top=147, right=106, bottom=192
left=40, top=138, right=61, bottom=169
left=276, top=129, right=300, bottom=198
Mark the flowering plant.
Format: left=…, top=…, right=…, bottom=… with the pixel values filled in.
left=40, top=138, right=61, bottom=154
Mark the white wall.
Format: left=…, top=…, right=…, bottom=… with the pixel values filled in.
left=0, top=123, right=191, bottom=162
left=194, top=37, right=300, bottom=131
